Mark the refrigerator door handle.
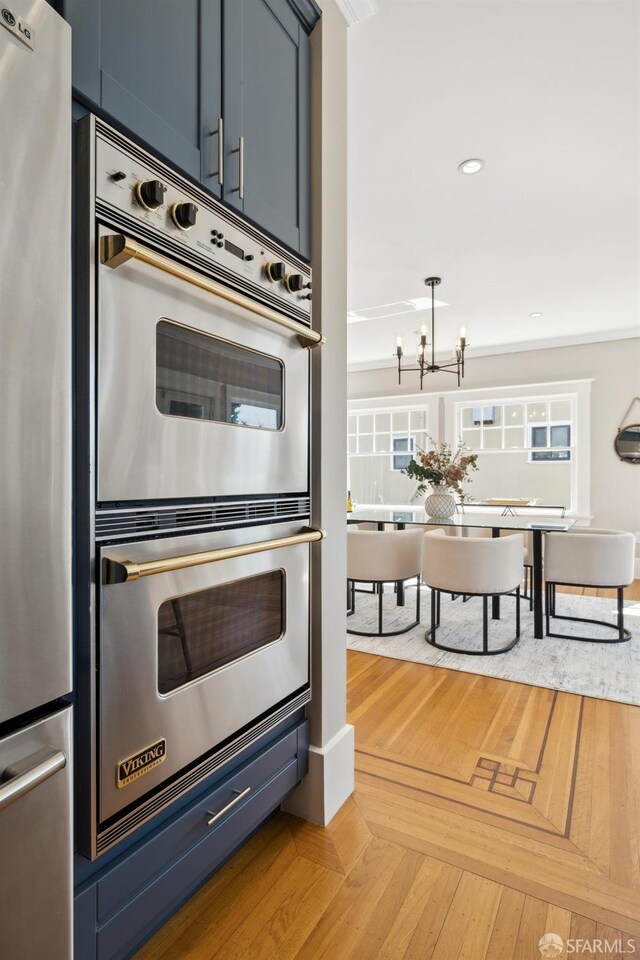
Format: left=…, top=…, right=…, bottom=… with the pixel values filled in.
left=0, top=749, right=67, bottom=812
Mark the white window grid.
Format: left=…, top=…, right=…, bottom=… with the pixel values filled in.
left=347, top=407, right=430, bottom=458
left=456, top=397, right=575, bottom=458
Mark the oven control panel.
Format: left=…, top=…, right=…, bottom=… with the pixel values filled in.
left=95, top=134, right=312, bottom=321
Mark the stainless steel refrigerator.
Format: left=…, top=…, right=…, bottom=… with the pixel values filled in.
left=0, top=1, right=73, bottom=957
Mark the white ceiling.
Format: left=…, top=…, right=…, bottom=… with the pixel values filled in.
left=346, top=0, right=640, bottom=369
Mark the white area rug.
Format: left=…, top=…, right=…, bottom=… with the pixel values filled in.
left=346, top=585, right=640, bottom=705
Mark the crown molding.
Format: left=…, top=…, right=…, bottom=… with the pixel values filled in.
left=335, top=0, right=379, bottom=26
left=347, top=327, right=640, bottom=373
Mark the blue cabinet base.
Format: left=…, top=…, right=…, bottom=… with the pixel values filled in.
left=75, top=717, right=309, bottom=960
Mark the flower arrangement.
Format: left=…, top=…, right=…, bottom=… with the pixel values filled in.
left=402, top=438, right=478, bottom=499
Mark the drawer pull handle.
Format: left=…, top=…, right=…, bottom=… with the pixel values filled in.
left=0, top=749, right=66, bottom=812
left=100, top=233, right=323, bottom=347
left=206, top=117, right=224, bottom=184
left=206, top=786, right=251, bottom=827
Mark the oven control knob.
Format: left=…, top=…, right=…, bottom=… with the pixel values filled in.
left=285, top=273, right=306, bottom=293
left=171, top=202, right=198, bottom=230
left=265, top=261, right=286, bottom=283
left=135, top=179, right=165, bottom=211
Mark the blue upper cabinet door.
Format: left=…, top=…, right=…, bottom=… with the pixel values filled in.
left=64, top=0, right=222, bottom=193
left=223, top=0, right=312, bottom=259
left=200, top=1, right=224, bottom=196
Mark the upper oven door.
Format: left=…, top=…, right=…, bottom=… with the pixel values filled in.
left=96, top=226, right=310, bottom=503
left=99, top=521, right=315, bottom=824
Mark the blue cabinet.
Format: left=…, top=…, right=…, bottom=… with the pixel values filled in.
left=224, top=0, right=312, bottom=257
left=75, top=717, right=309, bottom=960
left=63, top=0, right=220, bottom=189
left=63, top=0, right=319, bottom=255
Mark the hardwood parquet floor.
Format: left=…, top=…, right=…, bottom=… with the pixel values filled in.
left=137, top=582, right=640, bottom=960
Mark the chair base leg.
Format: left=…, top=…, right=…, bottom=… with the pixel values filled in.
left=347, top=575, right=421, bottom=638
left=425, top=588, right=521, bottom=656
left=545, top=584, right=631, bottom=643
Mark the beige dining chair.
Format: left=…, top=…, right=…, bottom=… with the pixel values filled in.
left=347, top=528, right=424, bottom=637
left=544, top=528, right=635, bottom=642
left=422, top=533, right=524, bottom=655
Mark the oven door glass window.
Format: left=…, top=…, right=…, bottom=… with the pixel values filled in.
left=158, top=570, right=286, bottom=694
left=156, top=320, right=284, bottom=429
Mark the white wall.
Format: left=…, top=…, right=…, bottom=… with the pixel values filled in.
left=348, top=337, right=640, bottom=550
left=284, top=0, right=354, bottom=826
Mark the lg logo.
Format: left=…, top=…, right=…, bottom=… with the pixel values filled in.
left=1, top=6, right=34, bottom=48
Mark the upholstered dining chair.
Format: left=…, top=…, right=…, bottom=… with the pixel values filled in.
left=543, top=528, right=635, bottom=642
left=347, top=528, right=424, bottom=637
left=422, top=532, right=524, bottom=655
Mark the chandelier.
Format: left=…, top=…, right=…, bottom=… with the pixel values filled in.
left=395, top=277, right=467, bottom=389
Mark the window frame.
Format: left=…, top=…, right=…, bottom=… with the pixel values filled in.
left=444, top=381, right=591, bottom=517
left=346, top=399, right=434, bottom=506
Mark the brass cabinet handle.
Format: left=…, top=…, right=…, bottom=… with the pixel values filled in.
left=100, top=233, right=324, bottom=348
left=206, top=117, right=224, bottom=184
left=206, top=786, right=251, bottom=827
left=103, top=526, right=327, bottom=584
left=0, top=750, right=66, bottom=811
left=231, top=136, right=244, bottom=199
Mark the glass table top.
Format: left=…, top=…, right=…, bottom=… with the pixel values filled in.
left=347, top=507, right=575, bottom=532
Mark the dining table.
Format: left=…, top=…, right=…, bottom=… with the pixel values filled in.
left=347, top=508, right=576, bottom=639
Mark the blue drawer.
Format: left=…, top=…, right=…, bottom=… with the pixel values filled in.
left=98, top=759, right=299, bottom=960
left=75, top=718, right=308, bottom=960
left=97, top=727, right=299, bottom=923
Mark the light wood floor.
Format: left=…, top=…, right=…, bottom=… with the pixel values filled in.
left=137, top=582, right=640, bottom=960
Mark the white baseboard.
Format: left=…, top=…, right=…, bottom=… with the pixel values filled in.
left=635, top=557, right=640, bottom=580
left=282, top=723, right=355, bottom=826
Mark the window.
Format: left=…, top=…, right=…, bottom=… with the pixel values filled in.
left=347, top=406, right=430, bottom=504
left=455, top=394, right=577, bottom=511
left=472, top=406, right=498, bottom=425
left=391, top=437, right=415, bottom=471
left=530, top=424, right=571, bottom=462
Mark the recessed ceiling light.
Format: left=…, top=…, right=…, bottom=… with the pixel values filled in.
left=529, top=312, right=544, bottom=318
left=458, top=158, right=484, bottom=175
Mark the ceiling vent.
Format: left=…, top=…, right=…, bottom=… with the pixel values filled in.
left=347, top=295, right=448, bottom=324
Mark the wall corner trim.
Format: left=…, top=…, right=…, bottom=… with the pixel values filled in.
left=282, top=723, right=355, bottom=825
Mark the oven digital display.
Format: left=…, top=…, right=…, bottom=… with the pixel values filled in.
left=224, top=239, right=245, bottom=261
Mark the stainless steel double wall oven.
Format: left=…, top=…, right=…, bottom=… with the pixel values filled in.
left=76, top=117, right=322, bottom=858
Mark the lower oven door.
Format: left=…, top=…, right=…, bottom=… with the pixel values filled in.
left=96, top=227, right=311, bottom=503
left=98, top=521, right=316, bottom=824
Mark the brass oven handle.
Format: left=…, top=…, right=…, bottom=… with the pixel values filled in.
left=0, top=750, right=67, bottom=812
left=100, top=233, right=324, bottom=348
left=103, top=526, right=327, bottom=584
left=206, top=786, right=251, bottom=827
